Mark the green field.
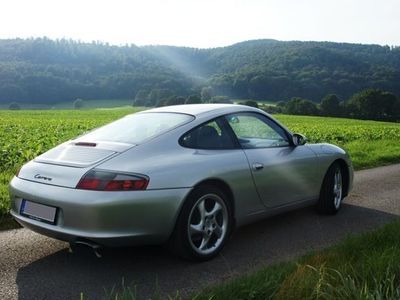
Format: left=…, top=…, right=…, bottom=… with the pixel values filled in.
left=1, top=108, right=400, bottom=226
left=0, top=107, right=139, bottom=224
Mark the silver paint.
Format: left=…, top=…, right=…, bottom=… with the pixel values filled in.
left=9, top=104, right=354, bottom=247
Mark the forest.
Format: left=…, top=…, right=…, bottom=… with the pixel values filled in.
left=0, top=38, right=399, bottom=105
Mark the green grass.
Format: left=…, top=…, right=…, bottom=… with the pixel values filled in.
left=103, top=219, right=400, bottom=299
left=1, top=110, right=400, bottom=230
left=0, top=107, right=139, bottom=229
left=274, top=114, right=400, bottom=170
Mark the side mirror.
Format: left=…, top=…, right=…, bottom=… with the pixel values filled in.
left=292, top=133, right=307, bottom=146
left=228, top=116, right=240, bottom=124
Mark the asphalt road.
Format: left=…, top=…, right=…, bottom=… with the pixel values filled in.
left=1, top=164, right=399, bottom=299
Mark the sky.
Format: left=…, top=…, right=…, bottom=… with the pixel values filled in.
left=0, top=0, right=399, bottom=48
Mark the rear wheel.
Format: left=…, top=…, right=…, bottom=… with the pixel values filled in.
left=317, top=162, right=344, bottom=214
left=169, top=185, right=232, bottom=261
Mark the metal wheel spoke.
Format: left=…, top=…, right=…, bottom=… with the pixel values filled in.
left=197, top=200, right=206, bottom=221
left=187, top=192, right=229, bottom=256
left=333, top=169, right=343, bottom=209
left=206, top=202, right=222, bottom=218
left=189, top=223, right=203, bottom=236
left=199, top=235, right=210, bottom=251
left=214, top=224, right=223, bottom=238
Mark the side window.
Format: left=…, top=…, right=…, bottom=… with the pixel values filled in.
left=181, top=119, right=236, bottom=149
left=226, top=113, right=290, bottom=149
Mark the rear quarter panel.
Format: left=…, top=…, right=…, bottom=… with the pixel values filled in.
left=97, top=131, right=266, bottom=222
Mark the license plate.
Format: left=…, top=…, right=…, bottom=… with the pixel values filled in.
left=20, top=199, right=57, bottom=224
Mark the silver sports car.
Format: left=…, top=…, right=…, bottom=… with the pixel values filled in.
left=9, top=104, right=353, bottom=260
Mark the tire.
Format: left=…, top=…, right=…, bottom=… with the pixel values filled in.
left=317, top=162, right=344, bottom=215
left=168, top=185, right=233, bottom=261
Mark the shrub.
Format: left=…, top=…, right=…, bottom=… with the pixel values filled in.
left=185, top=94, right=202, bottom=104
left=73, top=98, right=84, bottom=109
left=240, top=100, right=259, bottom=108
left=209, top=96, right=232, bottom=104
left=285, top=97, right=319, bottom=116
left=8, top=102, right=21, bottom=110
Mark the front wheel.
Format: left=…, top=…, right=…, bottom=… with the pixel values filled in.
left=317, top=162, right=344, bottom=215
left=169, top=185, right=232, bottom=261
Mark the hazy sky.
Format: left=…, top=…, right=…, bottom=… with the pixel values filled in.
left=0, top=0, right=399, bottom=48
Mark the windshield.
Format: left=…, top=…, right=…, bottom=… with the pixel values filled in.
left=78, top=112, right=194, bottom=144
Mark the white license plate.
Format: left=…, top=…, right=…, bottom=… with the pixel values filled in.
left=20, top=199, right=57, bottom=224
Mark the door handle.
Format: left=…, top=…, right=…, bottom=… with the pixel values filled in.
left=252, top=162, right=264, bottom=171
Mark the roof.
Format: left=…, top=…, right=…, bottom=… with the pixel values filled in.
left=140, top=103, right=259, bottom=117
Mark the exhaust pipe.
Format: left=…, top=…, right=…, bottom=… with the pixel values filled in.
left=70, top=240, right=103, bottom=258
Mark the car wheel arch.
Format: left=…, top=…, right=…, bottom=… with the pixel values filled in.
left=174, top=178, right=236, bottom=231
left=195, top=178, right=235, bottom=220
left=167, top=178, right=236, bottom=260
left=324, top=159, right=350, bottom=198
left=331, top=158, right=350, bottom=198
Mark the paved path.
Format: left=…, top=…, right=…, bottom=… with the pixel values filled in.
left=0, top=164, right=399, bottom=299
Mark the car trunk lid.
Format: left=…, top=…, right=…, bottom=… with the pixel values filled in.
left=19, top=141, right=134, bottom=188
left=34, top=141, right=133, bottom=168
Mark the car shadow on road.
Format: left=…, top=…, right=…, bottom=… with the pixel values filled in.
left=16, top=203, right=399, bottom=299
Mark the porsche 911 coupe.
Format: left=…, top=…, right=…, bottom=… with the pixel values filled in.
left=9, top=104, right=353, bottom=260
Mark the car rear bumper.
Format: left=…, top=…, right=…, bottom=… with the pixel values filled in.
left=9, top=176, right=191, bottom=246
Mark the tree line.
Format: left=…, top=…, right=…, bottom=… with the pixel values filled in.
left=129, top=87, right=399, bottom=122
left=266, top=89, right=400, bottom=121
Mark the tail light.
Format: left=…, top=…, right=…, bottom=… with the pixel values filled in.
left=76, top=170, right=149, bottom=191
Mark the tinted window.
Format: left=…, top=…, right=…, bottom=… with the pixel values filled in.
left=181, top=119, right=236, bottom=149
left=226, top=113, right=289, bottom=149
left=79, top=112, right=194, bottom=144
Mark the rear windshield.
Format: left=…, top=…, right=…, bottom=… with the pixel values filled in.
left=78, top=112, right=194, bottom=144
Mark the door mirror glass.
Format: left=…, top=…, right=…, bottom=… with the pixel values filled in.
left=292, top=133, right=307, bottom=146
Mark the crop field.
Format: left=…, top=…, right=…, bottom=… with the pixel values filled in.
left=1, top=108, right=400, bottom=225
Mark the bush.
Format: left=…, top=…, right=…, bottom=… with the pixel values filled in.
left=209, top=96, right=232, bottom=104
left=285, top=97, right=319, bottom=116
left=164, top=95, right=185, bottom=106
left=133, top=90, right=149, bottom=106
left=263, top=105, right=283, bottom=114
left=73, top=98, right=84, bottom=109
left=346, top=89, right=399, bottom=121
left=320, top=94, right=341, bottom=116
left=201, top=86, right=213, bottom=102
left=8, top=102, right=21, bottom=110
left=240, top=100, right=259, bottom=108
left=185, top=94, right=202, bottom=104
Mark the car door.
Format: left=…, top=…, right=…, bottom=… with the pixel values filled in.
left=225, top=112, right=319, bottom=208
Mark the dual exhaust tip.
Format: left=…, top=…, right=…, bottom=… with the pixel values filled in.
left=69, top=240, right=103, bottom=258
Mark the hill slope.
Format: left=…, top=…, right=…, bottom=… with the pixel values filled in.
left=0, top=38, right=399, bottom=104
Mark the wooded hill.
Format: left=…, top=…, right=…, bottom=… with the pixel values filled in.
left=0, top=38, right=399, bottom=104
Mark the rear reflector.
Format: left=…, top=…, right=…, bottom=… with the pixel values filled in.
left=76, top=170, right=149, bottom=191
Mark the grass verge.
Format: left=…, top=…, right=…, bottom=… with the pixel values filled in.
left=105, top=219, right=400, bottom=299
